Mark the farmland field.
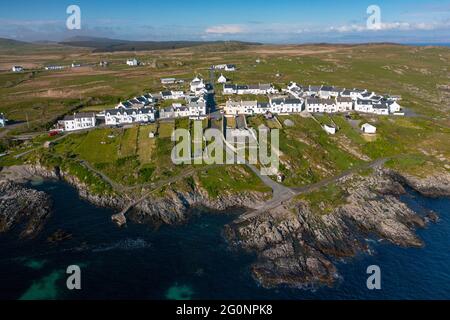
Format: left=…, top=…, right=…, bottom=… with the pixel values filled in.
left=0, top=41, right=449, bottom=194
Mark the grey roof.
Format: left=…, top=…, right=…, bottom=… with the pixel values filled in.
left=162, top=107, right=175, bottom=112
left=285, top=98, right=303, bottom=105
left=320, top=86, right=335, bottom=92
left=357, top=99, right=373, bottom=105
left=321, top=99, right=335, bottom=105
left=257, top=102, right=270, bottom=108
left=306, top=98, right=321, bottom=104
left=337, top=97, right=353, bottom=102
left=341, top=89, right=352, bottom=95
left=373, top=103, right=389, bottom=109
left=259, top=84, right=272, bottom=90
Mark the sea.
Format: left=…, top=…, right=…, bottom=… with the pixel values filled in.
left=0, top=180, right=448, bottom=300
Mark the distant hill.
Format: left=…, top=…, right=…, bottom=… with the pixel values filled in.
left=0, top=38, right=36, bottom=48
left=59, top=36, right=261, bottom=52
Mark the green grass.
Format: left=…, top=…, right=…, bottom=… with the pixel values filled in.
left=119, top=126, right=138, bottom=157
left=296, top=184, right=348, bottom=216
left=197, top=165, right=271, bottom=198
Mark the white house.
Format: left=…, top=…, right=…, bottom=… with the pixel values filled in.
left=350, top=89, right=367, bottom=100
left=160, top=91, right=185, bottom=100
left=126, top=58, right=139, bottom=66
left=60, top=113, right=96, bottom=132
left=45, top=65, right=65, bottom=71
left=188, top=101, right=207, bottom=119
left=174, top=106, right=190, bottom=118
left=12, top=66, right=23, bottom=72
left=270, top=98, right=303, bottom=114
left=218, top=74, right=227, bottom=84
left=336, top=97, right=353, bottom=112
left=355, top=99, right=374, bottom=113
left=0, top=113, right=6, bottom=127
left=105, top=108, right=155, bottom=126
left=190, top=77, right=206, bottom=93
left=361, top=123, right=377, bottom=134
left=387, top=100, right=402, bottom=113
left=223, top=84, right=237, bottom=95
left=160, top=107, right=175, bottom=119
left=319, top=86, right=340, bottom=99
left=372, top=103, right=390, bottom=115
left=228, top=84, right=277, bottom=95
left=161, top=78, right=176, bottom=84
left=225, top=101, right=258, bottom=116
left=305, top=98, right=337, bottom=113
left=306, top=85, right=321, bottom=96
left=225, top=64, right=236, bottom=71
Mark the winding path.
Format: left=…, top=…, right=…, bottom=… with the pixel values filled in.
left=235, top=157, right=390, bottom=223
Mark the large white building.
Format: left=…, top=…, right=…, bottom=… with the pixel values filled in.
left=60, top=113, right=96, bottom=132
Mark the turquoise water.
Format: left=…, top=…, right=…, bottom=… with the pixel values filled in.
left=0, top=180, right=448, bottom=300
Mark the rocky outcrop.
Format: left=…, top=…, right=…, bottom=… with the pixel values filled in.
left=132, top=187, right=266, bottom=226
left=386, top=170, right=450, bottom=198
left=225, top=169, right=444, bottom=289
left=0, top=165, right=268, bottom=227
left=0, top=181, right=52, bottom=238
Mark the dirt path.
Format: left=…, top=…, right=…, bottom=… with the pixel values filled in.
left=235, top=157, right=389, bottom=223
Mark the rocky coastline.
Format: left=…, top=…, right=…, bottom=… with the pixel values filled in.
left=0, top=163, right=449, bottom=289
left=0, top=180, right=52, bottom=238
left=0, top=164, right=267, bottom=227
left=224, top=168, right=450, bottom=289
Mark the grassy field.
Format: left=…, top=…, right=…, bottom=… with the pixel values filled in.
left=0, top=42, right=449, bottom=196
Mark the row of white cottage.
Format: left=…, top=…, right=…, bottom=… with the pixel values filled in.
left=225, top=96, right=401, bottom=116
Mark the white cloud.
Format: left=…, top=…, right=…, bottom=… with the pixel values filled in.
left=205, top=24, right=245, bottom=34
left=330, top=21, right=450, bottom=33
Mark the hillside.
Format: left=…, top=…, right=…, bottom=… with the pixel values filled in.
left=59, top=36, right=260, bottom=53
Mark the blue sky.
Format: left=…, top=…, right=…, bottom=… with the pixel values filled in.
left=0, top=0, right=449, bottom=43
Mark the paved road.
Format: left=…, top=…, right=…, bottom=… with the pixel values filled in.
left=235, top=157, right=389, bottom=223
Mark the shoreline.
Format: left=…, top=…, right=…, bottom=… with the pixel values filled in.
left=1, top=163, right=449, bottom=289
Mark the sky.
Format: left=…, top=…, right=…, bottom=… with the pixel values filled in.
left=0, top=0, right=449, bottom=43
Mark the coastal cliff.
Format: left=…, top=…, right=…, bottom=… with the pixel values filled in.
left=0, top=181, right=52, bottom=238
left=1, top=164, right=448, bottom=289
left=224, top=168, right=450, bottom=289
left=0, top=164, right=268, bottom=227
